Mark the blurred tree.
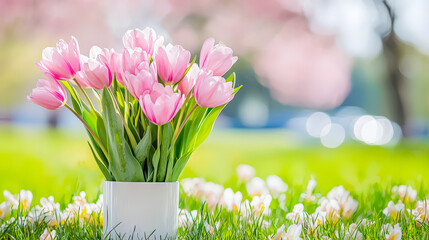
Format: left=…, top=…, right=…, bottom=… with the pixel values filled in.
left=382, top=0, right=408, bottom=135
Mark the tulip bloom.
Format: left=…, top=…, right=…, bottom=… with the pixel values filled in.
left=178, top=64, right=200, bottom=96
left=122, top=28, right=164, bottom=56
left=124, top=62, right=157, bottom=100
left=102, top=49, right=123, bottom=84
left=155, top=44, right=190, bottom=85
left=28, top=77, right=67, bottom=110
left=139, top=83, right=184, bottom=125
left=86, top=46, right=124, bottom=85
left=76, top=49, right=112, bottom=90
left=36, top=37, right=81, bottom=81
left=121, top=48, right=151, bottom=76
left=194, top=71, right=234, bottom=108
left=199, top=38, right=238, bottom=76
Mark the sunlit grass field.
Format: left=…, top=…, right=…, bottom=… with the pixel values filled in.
left=1, top=126, right=428, bottom=201
left=1, top=126, right=429, bottom=239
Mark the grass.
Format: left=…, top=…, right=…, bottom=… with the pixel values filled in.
left=0, top=178, right=428, bottom=239
left=0, top=126, right=429, bottom=239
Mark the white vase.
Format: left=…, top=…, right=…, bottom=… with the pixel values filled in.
left=103, top=181, right=179, bottom=240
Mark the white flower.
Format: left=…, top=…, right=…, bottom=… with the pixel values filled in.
left=318, top=186, right=358, bottom=219
left=201, top=182, right=224, bottom=209
left=204, top=221, right=219, bottom=236
left=392, top=185, right=417, bottom=203
left=381, top=223, right=402, bottom=240
left=270, top=224, right=303, bottom=240
left=308, top=211, right=327, bottom=232
left=236, top=164, right=255, bottom=182
left=344, top=223, right=363, bottom=240
left=300, top=178, right=317, bottom=202
left=250, top=194, right=272, bottom=216
left=40, top=228, right=56, bottom=240
left=181, top=178, right=205, bottom=197
left=285, top=224, right=303, bottom=240
left=4, top=190, right=33, bottom=211
left=221, top=188, right=242, bottom=212
left=261, top=220, right=271, bottom=229
left=361, top=218, right=375, bottom=227
left=181, top=178, right=224, bottom=209
left=178, top=209, right=198, bottom=228
left=270, top=225, right=286, bottom=240
left=412, top=199, right=429, bottom=227
left=0, top=201, right=12, bottom=219
left=266, top=175, right=288, bottom=198
left=383, top=201, right=404, bottom=220
left=315, top=198, right=341, bottom=223
left=286, top=203, right=305, bottom=224
left=246, top=177, right=269, bottom=197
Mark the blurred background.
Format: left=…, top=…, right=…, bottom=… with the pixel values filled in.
left=1, top=0, right=429, bottom=201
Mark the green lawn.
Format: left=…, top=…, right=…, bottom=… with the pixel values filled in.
left=1, top=126, right=429, bottom=239
left=1, top=126, right=428, bottom=202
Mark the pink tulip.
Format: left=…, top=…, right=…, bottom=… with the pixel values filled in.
left=155, top=44, right=191, bottom=85
left=79, top=58, right=112, bottom=90
left=124, top=62, right=157, bottom=100
left=101, top=49, right=123, bottom=84
left=139, top=83, right=184, bottom=125
left=88, top=46, right=122, bottom=78
left=76, top=47, right=112, bottom=90
left=28, top=76, right=67, bottom=110
left=36, top=37, right=81, bottom=81
left=194, top=71, right=234, bottom=108
left=121, top=47, right=151, bottom=76
left=123, top=27, right=164, bottom=56
left=199, top=38, right=238, bottom=76
left=178, top=64, right=200, bottom=96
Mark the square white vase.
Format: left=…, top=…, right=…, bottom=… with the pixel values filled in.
left=103, top=181, right=179, bottom=240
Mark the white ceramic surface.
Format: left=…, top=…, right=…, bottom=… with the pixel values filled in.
left=103, top=181, right=179, bottom=240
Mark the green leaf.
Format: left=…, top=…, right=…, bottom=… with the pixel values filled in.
left=165, top=147, right=175, bottom=182
left=174, top=55, right=197, bottom=87
left=152, top=148, right=160, bottom=182
left=87, top=130, right=108, bottom=167
left=225, top=72, right=236, bottom=88
left=95, top=112, right=107, bottom=149
left=101, top=88, right=144, bottom=182
left=82, top=108, right=98, bottom=135
left=192, top=104, right=226, bottom=151
left=158, top=123, right=173, bottom=181
left=135, top=127, right=152, bottom=166
left=177, top=106, right=206, bottom=156
left=88, top=142, right=113, bottom=181
left=233, top=85, right=243, bottom=94
left=127, top=117, right=141, bottom=141
left=70, top=94, right=82, bottom=116
left=170, top=151, right=192, bottom=182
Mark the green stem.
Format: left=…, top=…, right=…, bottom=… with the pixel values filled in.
left=140, top=108, right=147, bottom=132
left=65, top=104, right=108, bottom=158
left=173, top=99, right=187, bottom=139
left=106, top=87, right=138, bottom=149
left=75, top=79, right=95, bottom=112
left=174, top=104, right=198, bottom=141
left=157, top=125, right=161, bottom=149
left=124, top=90, right=129, bottom=124
left=154, top=125, right=161, bottom=182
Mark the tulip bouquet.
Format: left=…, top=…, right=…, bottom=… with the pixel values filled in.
left=28, top=28, right=240, bottom=182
